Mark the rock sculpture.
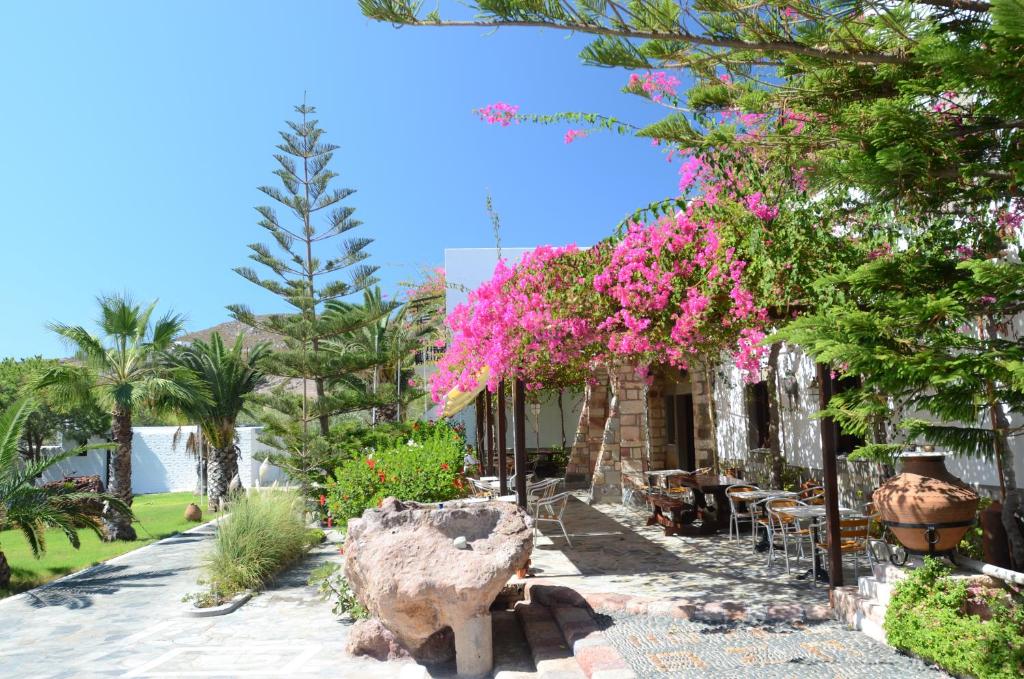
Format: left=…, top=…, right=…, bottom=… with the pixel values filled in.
left=344, top=497, right=533, bottom=676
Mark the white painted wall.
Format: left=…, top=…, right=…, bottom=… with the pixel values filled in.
left=39, top=426, right=290, bottom=494
left=711, top=343, right=1023, bottom=494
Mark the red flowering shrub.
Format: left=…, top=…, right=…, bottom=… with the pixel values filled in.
left=324, top=422, right=468, bottom=526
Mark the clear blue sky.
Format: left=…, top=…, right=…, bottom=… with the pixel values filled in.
left=0, top=1, right=679, bottom=359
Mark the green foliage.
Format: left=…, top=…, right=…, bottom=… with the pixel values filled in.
left=229, top=104, right=430, bottom=490
left=201, top=490, right=308, bottom=599
left=1, top=491, right=200, bottom=596
left=37, top=293, right=204, bottom=418
left=958, top=497, right=993, bottom=561
left=324, top=420, right=468, bottom=525
left=308, top=561, right=368, bottom=619
left=776, top=254, right=1024, bottom=460
left=0, top=356, right=110, bottom=460
left=885, top=557, right=1024, bottom=679
left=169, top=333, right=269, bottom=452
left=0, top=398, right=128, bottom=558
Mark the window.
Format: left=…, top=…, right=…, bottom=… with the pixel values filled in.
left=831, top=374, right=865, bottom=455
left=746, top=382, right=770, bottom=449
left=664, top=395, right=676, bottom=444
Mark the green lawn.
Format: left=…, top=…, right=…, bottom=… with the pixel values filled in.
left=0, top=491, right=209, bottom=598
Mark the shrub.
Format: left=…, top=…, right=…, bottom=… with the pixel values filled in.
left=324, top=420, right=468, bottom=526
left=202, top=490, right=309, bottom=599
left=308, top=562, right=368, bottom=619
left=885, top=557, right=1024, bottom=679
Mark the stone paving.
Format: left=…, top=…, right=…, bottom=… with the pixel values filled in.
left=520, top=493, right=832, bottom=607
left=0, top=521, right=410, bottom=678
left=601, top=614, right=945, bottom=678
left=0, top=493, right=937, bottom=678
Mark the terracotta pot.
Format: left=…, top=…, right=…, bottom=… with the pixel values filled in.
left=981, top=501, right=1012, bottom=569
left=184, top=502, right=203, bottom=522
left=873, top=453, right=978, bottom=554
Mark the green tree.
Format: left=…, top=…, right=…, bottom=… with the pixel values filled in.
left=0, top=398, right=129, bottom=589
left=34, top=294, right=204, bottom=541
left=777, top=252, right=1024, bottom=567
left=362, top=1, right=1022, bottom=212
left=170, top=332, right=269, bottom=511
left=230, top=102, right=397, bottom=491
left=0, top=357, right=110, bottom=462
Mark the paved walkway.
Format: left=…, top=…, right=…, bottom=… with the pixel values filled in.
left=521, top=494, right=830, bottom=606
left=602, top=613, right=944, bottom=678
left=0, top=495, right=940, bottom=678
left=0, top=522, right=404, bottom=678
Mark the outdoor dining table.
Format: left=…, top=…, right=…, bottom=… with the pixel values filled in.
left=643, top=471, right=744, bottom=535
left=772, top=504, right=859, bottom=582
left=729, top=489, right=799, bottom=503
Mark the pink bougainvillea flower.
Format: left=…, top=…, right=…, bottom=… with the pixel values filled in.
left=477, top=102, right=519, bottom=127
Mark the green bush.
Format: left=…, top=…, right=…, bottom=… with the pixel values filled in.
left=308, top=562, right=368, bottom=619
left=885, top=557, right=1024, bottom=679
left=325, top=420, right=468, bottom=526
left=202, top=490, right=309, bottom=599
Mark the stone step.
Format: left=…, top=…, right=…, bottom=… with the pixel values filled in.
left=833, top=585, right=887, bottom=632
left=871, top=562, right=908, bottom=584
left=493, top=609, right=536, bottom=676
left=857, top=576, right=894, bottom=607
left=514, top=601, right=584, bottom=679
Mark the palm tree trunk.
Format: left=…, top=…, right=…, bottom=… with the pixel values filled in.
left=0, top=551, right=11, bottom=589
left=105, top=408, right=137, bottom=541
left=207, top=446, right=236, bottom=511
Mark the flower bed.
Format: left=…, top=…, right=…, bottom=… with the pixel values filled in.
left=325, top=422, right=468, bottom=526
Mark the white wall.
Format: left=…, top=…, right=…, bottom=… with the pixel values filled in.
left=39, top=425, right=290, bottom=494
left=712, top=343, right=1022, bottom=494
left=453, top=389, right=584, bottom=450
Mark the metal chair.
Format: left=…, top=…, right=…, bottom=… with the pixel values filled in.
left=766, top=498, right=813, bottom=573
left=533, top=491, right=573, bottom=547
left=468, top=478, right=495, bottom=498
left=526, top=478, right=561, bottom=514
left=725, top=484, right=759, bottom=541
left=811, top=515, right=872, bottom=586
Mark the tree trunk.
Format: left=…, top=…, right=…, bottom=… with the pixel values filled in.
left=207, top=446, right=238, bottom=512
left=557, top=389, right=567, bottom=450
left=105, top=408, right=136, bottom=541
left=765, top=343, right=785, bottom=489
left=0, top=551, right=11, bottom=589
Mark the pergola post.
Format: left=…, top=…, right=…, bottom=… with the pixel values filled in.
left=513, top=378, right=528, bottom=509
left=474, top=392, right=485, bottom=469
left=497, top=381, right=509, bottom=495
left=484, top=389, right=495, bottom=475
left=816, top=363, right=844, bottom=589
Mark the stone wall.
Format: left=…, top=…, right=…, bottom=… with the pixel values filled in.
left=566, top=369, right=609, bottom=483
left=690, top=360, right=718, bottom=468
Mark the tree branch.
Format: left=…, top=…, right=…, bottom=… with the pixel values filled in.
left=394, top=18, right=910, bottom=66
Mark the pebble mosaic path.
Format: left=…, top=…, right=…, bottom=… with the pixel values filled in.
left=601, top=614, right=946, bottom=678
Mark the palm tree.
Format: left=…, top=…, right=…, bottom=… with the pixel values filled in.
left=170, top=332, right=269, bottom=511
left=35, top=293, right=204, bottom=541
left=0, top=398, right=130, bottom=589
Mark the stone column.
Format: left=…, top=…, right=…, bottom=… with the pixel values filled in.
left=567, top=368, right=609, bottom=484
left=589, top=366, right=624, bottom=504
left=648, top=377, right=667, bottom=470
left=452, top=612, right=492, bottom=677
left=690, top=359, right=718, bottom=469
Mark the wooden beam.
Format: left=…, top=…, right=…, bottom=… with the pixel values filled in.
left=497, top=381, right=509, bottom=495
left=474, top=392, right=485, bottom=468
left=484, top=389, right=495, bottom=475
left=816, top=363, right=844, bottom=589
left=513, top=378, right=528, bottom=509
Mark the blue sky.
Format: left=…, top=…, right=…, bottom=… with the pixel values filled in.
left=0, top=1, right=680, bottom=359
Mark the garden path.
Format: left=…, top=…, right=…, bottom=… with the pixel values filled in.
left=0, top=521, right=405, bottom=678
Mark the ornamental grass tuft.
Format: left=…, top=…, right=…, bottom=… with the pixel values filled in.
left=203, top=490, right=308, bottom=599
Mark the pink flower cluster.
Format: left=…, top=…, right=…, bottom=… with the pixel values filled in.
left=429, top=245, right=603, bottom=403
left=744, top=192, right=780, bottom=221
left=477, top=102, right=519, bottom=127
left=627, top=71, right=681, bottom=103
left=564, top=129, right=587, bottom=144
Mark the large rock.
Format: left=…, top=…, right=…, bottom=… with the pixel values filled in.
left=344, top=498, right=533, bottom=674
